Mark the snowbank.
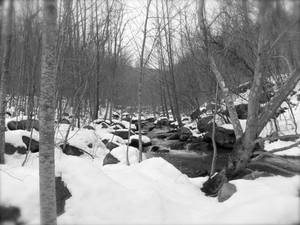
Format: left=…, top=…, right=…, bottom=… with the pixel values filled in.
left=1, top=156, right=299, bottom=225
left=5, top=130, right=39, bottom=148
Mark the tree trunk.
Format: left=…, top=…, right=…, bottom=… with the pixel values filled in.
left=197, top=0, right=243, bottom=139
left=0, top=0, right=14, bottom=164
left=138, top=0, right=152, bottom=162
left=39, top=0, right=58, bottom=224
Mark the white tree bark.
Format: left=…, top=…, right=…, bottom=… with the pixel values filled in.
left=0, top=0, right=14, bottom=164
left=39, top=0, right=58, bottom=224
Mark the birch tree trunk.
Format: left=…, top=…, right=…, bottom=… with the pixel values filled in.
left=39, top=0, right=58, bottom=224
left=138, top=0, right=152, bottom=162
left=0, top=0, right=14, bottom=164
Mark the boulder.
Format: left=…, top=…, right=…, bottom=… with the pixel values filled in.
left=55, top=176, right=72, bottom=216
left=222, top=104, right=248, bottom=120
left=201, top=170, right=228, bottom=196
left=105, top=141, right=119, bottom=151
left=7, top=119, right=39, bottom=131
left=178, top=127, right=192, bottom=141
left=129, top=135, right=151, bottom=149
left=22, top=136, right=39, bottom=153
left=156, top=118, right=170, bottom=127
left=5, top=143, right=26, bottom=154
left=83, top=125, right=95, bottom=130
left=103, top=153, right=120, bottom=165
left=197, top=116, right=213, bottom=133
left=0, top=205, right=22, bottom=225
left=58, top=118, right=71, bottom=124
left=217, top=182, right=237, bottom=202
left=235, top=104, right=248, bottom=119
left=146, top=117, right=155, bottom=123
left=129, top=139, right=151, bottom=151
left=62, top=112, right=69, bottom=117
left=60, top=144, right=84, bottom=156
left=98, top=122, right=110, bottom=128
left=112, top=122, right=126, bottom=129
left=112, top=129, right=134, bottom=139
left=204, top=127, right=236, bottom=149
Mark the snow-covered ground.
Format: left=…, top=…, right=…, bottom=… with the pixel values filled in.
left=1, top=154, right=299, bottom=225
left=1, top=83, right=300, bottom=224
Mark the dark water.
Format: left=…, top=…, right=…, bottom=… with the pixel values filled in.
left=147, top=149, right=231, bottom=177
left=145, top=134, right=232, bottom=177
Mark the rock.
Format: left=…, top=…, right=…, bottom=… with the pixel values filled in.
left=5, top=112, right=12, bottom=117
left=150, top=145, right=169, bottom=153
left=201, top=170, right=228, bottom=196
left=112, top=122, right=126, bottom=129
left=7, top=119, right=39, bottom=131
left=60, top=144, right=84, bottom=156
left=83, top=125, right=95, bottom=130
left=222, top=104, right=248, bottom=120
left=105, top=141, right=119, bottom=150
left=235, top=104, right=248, bottom=119
left=204, top=127, right=236, bottom=149
left=178, top=127, right=192, bottom=141
left=55, top=176, right=72, bottom=216
left=112, top=129, right=134, bottom=139
left=5, top=143, right=26, bottom=154
left=129, top=139, right=151, bottom=151
left=87, top=143, right=93, bottom=148
left=166, top=133, right=179, bottom=140
left=103, top=153, right=120, bottom=165
left=156, top=118, right=170, bottom=127
left=197, top=116, right=213, bottom=133
left=98, top=122, right=110, bottom=128
left=0, top=205, right=22, bottom=225
left=22, top=136, right=39, bottom=153
left=190, top=108, right=201, bottom=121
left=58, top=118, right=71, bottom=124
left=217, top=182, right=237, bottom=202
left=146, top=117, right=155, bottom=123
left=129, top=135, right=152, bottom=149
left=62, top=112, right=69, bottom=117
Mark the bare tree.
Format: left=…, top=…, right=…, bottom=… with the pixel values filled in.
left=198, top=0, right=300, bottom=193
left=138, top=0, right=152, bottom=162
left=39, top=0, right=58, bottom=224
left=0, top=0, right=14, bottom=164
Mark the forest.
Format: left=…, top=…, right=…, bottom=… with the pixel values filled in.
left=0, top=0, right=300, bottom=225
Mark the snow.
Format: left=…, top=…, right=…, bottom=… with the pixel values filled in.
left=129, top=134, right=151, bottom=144
left=2, top=83, right=300, bottom=224
left=94, top=126, right=126, bottom=144
left=1, top=156, right=299, bottom=224
left=120, top=120, right=137, bottom=130
left=5, top=130, right=39, bottom=147
left=110, top=145, right=144, bottom=164
left=265, top=139, right=300, bottom=156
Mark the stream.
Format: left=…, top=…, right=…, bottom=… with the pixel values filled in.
left=142, top=126, right=233, bottom=177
